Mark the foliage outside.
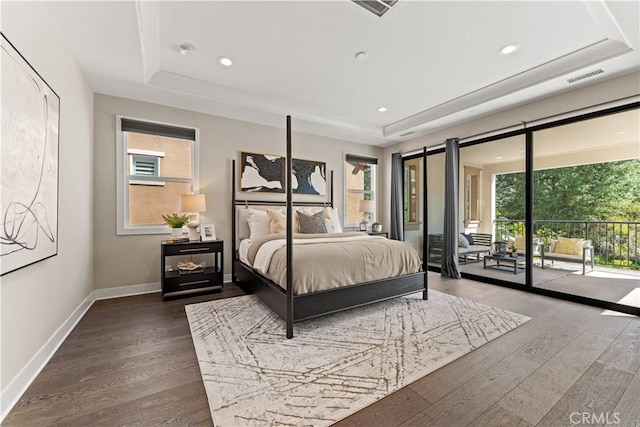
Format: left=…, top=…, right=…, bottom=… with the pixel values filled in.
left=495, top=159, right=640, bottom=270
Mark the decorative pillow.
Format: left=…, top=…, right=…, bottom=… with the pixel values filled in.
left=324, top=207, right=343, bottom=233
left=514, top=235, right=526, bottom=251
left=462, top=233, right=474, bottom=245
left=458, top=234, right=470, bottom=248
left=247, top=210, right=271, bottom=240
left=267, top=209, right=288, bottom=234
left=554, top=237, right=584, bottom=255
left=297, top=210, right=327, bottom=234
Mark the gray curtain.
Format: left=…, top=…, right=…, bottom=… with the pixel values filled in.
left=442, top=138, right=461, bottom=278
left=390, top=153, right=404, bottom=241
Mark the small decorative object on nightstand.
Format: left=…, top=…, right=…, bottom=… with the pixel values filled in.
left=161, top=239, right=223, bottom=299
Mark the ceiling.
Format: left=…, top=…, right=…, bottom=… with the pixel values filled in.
left=46, top=1, right=640, bottom=146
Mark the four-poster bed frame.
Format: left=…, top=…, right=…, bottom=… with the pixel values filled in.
left=231, top=116, right=428, bottom=338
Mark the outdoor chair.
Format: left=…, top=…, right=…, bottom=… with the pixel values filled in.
left=541, top=237, right=594, bottom=275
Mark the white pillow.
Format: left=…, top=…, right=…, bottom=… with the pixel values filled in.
left=247, top=210, right=271, bottom=240
left=324, top=207, right=342, bottom=233
left=238, top=208, right=265, bottom=240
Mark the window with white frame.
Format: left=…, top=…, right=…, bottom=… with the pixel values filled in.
left=116, top=117, right=199, bottom=235
left=344, top=154, right=377, bottom=227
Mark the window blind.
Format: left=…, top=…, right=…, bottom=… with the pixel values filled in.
left=121, top=118, right=196, bottom=141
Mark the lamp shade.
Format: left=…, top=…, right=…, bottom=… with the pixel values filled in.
left=180, top=193, right=206, bottom=212
left=358, top=199, right=374, bottom=213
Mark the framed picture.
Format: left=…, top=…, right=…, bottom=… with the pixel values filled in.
left=240, top=151, right=285, bottom=193
left=201, top=224, right=216, bottom=241
left=1, top=33, right=60, bottom=276
left=359, top=223, right=367, bottom=232
left=292, top=158, right=326, bottom=195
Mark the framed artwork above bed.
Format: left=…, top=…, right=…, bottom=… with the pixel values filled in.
left=240, top=151, right=285, bottom=193
left=239, top=151, right=326, bottom=196
left=292, top=158, right=326, bottom=195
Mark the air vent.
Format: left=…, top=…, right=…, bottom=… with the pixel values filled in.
left=567, top=68, right=604, bottom=84
left=352, top=0, right=398, bottom=17
left=399, top=131, right=415, bottom=137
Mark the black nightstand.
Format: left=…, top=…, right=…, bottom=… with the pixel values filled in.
left=368, top=232, right=389, bottom=238
left=161, top=239, right=223, bottom=299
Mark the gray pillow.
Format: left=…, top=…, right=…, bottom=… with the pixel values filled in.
left=458, top=234, right=470, bottom=248
left=297, top=211, right=327, bottom=234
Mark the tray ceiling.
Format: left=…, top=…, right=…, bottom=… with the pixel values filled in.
left=46, top=1, right=639, bottom=146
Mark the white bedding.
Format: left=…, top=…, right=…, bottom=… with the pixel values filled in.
left=251, top=234, right=383, bottom=274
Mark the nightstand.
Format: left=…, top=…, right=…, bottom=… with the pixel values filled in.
left=161, top=239, right=223, bottom=299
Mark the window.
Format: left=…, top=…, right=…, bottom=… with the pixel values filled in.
left=344, top=154, right=377, bottom=227
left=403, top=157, right=422, bottom=228
left=116, top=117, right=199, bottom=235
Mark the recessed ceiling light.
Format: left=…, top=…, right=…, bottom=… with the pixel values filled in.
left=179, top=45, right=193, bottom=56
left=496, top=156, right=503, bottom=160
left=499, top=44, right=520, bottom=55
left=218, top=56, right=233, bottom=66
left=377, top=107, right=388, bottom=112
left=617, top=131, right=625, bottom=135
left=355, top=51, right=369, bottom=61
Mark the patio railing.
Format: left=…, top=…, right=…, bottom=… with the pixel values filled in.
left=494, top=219, right=640, bottom=270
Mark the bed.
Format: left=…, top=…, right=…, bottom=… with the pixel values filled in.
left=231, top=116, right=428, bottom=338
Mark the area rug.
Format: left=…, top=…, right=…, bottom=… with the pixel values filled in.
left=186, top=291, right=530, bottom=426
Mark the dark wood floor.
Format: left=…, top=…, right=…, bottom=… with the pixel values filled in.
left=4, top=275, right=639, bottom=426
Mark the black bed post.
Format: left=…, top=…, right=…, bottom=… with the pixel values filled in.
left=422, top=146, right=428, bottom=300
left=286, top=116, right=294, bottom=339
left=330, top=170, right=334, bottom=208
left=231, top=159, right=237, bottom=283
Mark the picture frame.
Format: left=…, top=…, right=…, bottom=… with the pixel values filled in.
left=201, top=224, right=216, bottom=241
left=1, top=33, right=60, bottom=276
left=359, top=223, right=367, bottom=232
left=239, top=151, right=285, bottom=193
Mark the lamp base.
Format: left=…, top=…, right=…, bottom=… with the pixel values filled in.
left=187, top=226, right=200, bottom=241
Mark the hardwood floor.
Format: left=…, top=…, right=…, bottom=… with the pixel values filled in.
left=4, top=275, right=638, bottom=426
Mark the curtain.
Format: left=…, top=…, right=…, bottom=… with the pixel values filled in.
left=442, top=138, right=461, bottom=278
left=390, top=153, right=404, bottom=241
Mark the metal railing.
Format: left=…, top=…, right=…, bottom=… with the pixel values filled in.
left=494, top=219, right=640, bottom=270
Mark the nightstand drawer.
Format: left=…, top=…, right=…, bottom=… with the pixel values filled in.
left=163, top=241, right=222, bottom=256
left=163, top=271, right=223, bottom=294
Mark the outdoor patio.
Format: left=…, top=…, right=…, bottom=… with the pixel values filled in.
left=459, top=260, right=639, bottom=309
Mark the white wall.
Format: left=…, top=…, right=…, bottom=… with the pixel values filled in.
left=0, top=1, right=94, bottom=415
left=93, top=94, right=381, bottom=290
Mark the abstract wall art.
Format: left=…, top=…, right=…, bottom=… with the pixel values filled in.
left=1, top=33, right=60, bottom=275
left=292, top=158, right=326, bottom=195
left=240, top=151, right=285, bottom=193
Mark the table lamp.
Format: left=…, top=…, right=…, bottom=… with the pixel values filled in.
left=358, top=199, right=374, bottom=230
left=180, top=193, right=207, bottom=241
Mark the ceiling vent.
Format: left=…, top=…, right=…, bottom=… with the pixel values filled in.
left=567, top=68, right=604, bottom=84
left=352, top=0, right=398, bottom=17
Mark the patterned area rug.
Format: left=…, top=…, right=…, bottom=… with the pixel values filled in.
left=186, top=291, right=530, bottom=426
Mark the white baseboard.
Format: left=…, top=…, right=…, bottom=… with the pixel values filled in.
left=93, top=282, right=161, bottom=300
left=1, top=275, right=235, bottom=422
left=1, top=292, right=95, bottom=422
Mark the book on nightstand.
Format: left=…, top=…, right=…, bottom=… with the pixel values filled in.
left=163, top=236, right=189, bottom=244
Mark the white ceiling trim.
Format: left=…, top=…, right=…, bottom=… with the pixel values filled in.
left=135, top=0, right=160, bottom=84
left=383, top=38, right=632, bottom=137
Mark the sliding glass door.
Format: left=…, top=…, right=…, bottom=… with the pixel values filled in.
left=459, top=135, right=526, bottom=285
left=401, top=104, right=638, bottom=314
left=532, top=109, right=639, bottom=310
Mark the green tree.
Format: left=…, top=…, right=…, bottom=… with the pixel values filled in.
left=495, top=159, right=640, bottom=221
